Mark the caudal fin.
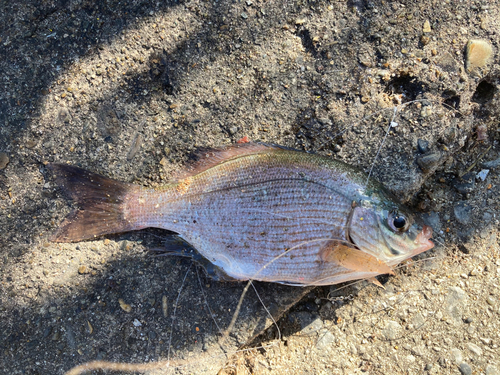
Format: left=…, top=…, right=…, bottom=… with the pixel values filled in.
left=49, top=164, right=140, bottom=242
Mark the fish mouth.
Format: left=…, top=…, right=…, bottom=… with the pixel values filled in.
left=413, top=225, right=434, bottom=255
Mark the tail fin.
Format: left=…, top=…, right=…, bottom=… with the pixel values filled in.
left=49, top=164, right=140, bottom=242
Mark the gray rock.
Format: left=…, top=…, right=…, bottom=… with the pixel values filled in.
left=0, top=152, right=9, bottom=170
left=65, top=324, right=77, bottom=349
left=450, top=348, right=463, bottom=365
left=459, top=362, right=472, bottom=375
left=288, top=312, right=323, bottom=334
left=467, top=343, right=482, bottom=357
left=317, top=118, right=332, bottom=126
left=482, top=157, right=500, bottom=168
left=382, top=320, right=402, bottom=340
left=417, top=139, right=430, bottom=154
left=483, top=212, right=493, bottom=223
left=417, top=152, right=442, bottom=172
left=476, top=169, right=489, bottom=181
left=316, top=330, right=335, bottom=350
left=486, top=364, right=499, bottom=375
left=454, top=202, right=473, bottom=225
left=445, top=287, right=468, bottom=324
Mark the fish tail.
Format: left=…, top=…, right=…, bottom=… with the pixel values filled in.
left=49, top=163, right=143, bottom=242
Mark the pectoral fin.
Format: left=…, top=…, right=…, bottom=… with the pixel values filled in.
left=320, top=241, right=395, bottom=276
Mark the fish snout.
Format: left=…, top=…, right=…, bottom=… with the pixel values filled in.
left=414, top=225, right=434, bottom=254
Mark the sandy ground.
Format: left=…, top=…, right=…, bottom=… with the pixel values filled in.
left=1, top=0, right=499, bottom=374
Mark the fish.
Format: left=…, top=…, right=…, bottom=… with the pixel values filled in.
left=49, top=143, right=434, bottom=286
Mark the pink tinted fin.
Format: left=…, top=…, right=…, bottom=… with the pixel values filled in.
left=173, top=143, right=283, bottom=180
left=367, top=277, right=385, bottom=289
left=49, top=164, right=140, bottom=242
left=320, top=241, right=395, bottom=276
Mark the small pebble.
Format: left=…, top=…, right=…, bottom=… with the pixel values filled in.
left=316, top=331, right=335, bottom=350
left=0, top=152, right=9, bottom=170
left=162, top=295, right=168, bottom=317
left=480, top=337, right=491, bottom=345
left=159, top=157, right=168, bottom=167
left=417, top=152, right=441, bottom=172
left=78, top=265, right=88, bottom=274
left=482, top=157, right=500, bottom=168
left=459, top=362, right=472, bottom=375
left=423, top=20, right=431, bottom=33
left=465, top=39, right=493, bottom=73
left=132, top=319, right=142, bottom=327
left=469, top=269, right=479, bottom=276
left=477, top=169, right=489, bottom=181
left=486, top=295, right=496, bottom=306
left=421, top=35, right=430, bottom=46
left=241, top=12, right=248, bottom=19
left=127, top=133, right=143, bottom=161
left=118, top=298, right=132, bottom=313
left=43, top=326, right=53, bottom=339
left=424, top=363, right=433, bottom=371
left=417, top=139, right=429, bottom=154
left=454, top=202, right=473, bottom=225
left=87, top=321, right=93, bottom=334
left=467, top=343, right=482, bottom=357
left=382, top=320, right=402, bottom=340
left=486, top=365, right=499, bottom=375
left=446, top=287, right=467, bottom=323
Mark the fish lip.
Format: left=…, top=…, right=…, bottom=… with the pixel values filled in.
left=414, top=225, right=434, bottom=255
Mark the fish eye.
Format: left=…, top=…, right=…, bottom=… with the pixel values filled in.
left=388, top=211, right=410, bottom=233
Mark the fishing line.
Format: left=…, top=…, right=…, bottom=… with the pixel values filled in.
left=167, top=262, right=192, bottom=365
left=250, top=281, right=281, bottom=342
left=194, top=265, right=225, bottom=336
left=364, top=106, right=398, bottom=187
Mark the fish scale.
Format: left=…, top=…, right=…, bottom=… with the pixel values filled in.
left=50, top=143, right=434, bottom=286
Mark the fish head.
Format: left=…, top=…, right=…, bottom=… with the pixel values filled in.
left=348, top=199, right=434, bottom=266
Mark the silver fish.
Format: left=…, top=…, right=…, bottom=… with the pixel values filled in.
left=49, top=143, right=434, bottom=286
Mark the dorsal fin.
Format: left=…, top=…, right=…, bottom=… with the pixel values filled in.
left=173, top=143, right=284, bottom=181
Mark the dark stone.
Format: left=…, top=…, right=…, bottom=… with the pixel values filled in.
left=42, top=326, right=53, bottom=339
left=454, top=202, right=473, bottom=225
left=459, top=362, right=472, bottom=375
left=417, top=152, right=441, bottom=172
left=417, top=139, right=429, bottom=154
left=453, top=173, right=475, bottom=194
